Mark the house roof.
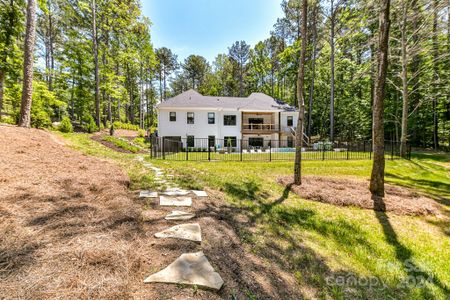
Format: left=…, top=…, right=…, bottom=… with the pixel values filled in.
left=156, top=89, right=297, bottom=112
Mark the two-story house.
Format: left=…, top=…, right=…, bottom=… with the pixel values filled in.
left=156, top=89, right=299, bottom=150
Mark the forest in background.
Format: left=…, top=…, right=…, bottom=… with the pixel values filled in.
left=0, top=0, right=449, bottom=148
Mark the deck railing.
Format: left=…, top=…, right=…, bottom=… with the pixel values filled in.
left=242, top=123, right=280, bottom=132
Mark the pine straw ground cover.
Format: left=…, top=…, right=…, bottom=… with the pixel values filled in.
left=277, top=176, right=442, bottom=216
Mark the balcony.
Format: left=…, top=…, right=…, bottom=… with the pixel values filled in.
left=242, top=123, right=280, bottom=133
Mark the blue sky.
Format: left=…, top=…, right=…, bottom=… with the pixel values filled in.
left=141, top=0, right=283, bottom=63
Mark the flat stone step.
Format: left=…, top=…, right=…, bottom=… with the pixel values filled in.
left=161, top=188, right=190, bottom=196
left=165, top=210, right=196, bottom=221
left=139, top=191, right=158, bottom=198
left=154, top=223, right=201, bottom=242
left=192, top=190, right=208, bottom=197
left=160, top=195, right=192, bottom=207
left=144, top=251, right=224, bottom=290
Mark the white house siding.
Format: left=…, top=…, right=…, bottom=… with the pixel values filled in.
left=157, top=108, right=299, bottom=149
left=158, top=108, right=242, bottom=148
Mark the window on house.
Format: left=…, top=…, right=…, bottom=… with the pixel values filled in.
left=287, top=136, right=294, bottom=147
left=208, top=112, right=215, bottom=124
left=224, top=136, right=237, bottom=147
left=287, top=116, right=293, bottom=127
left=169, top=112, right=176, bottom=122
left=187, top=112, right=194, bottom=124
left=187, top=135, right=194, bottom=148
left=224, top=115, right=236, bottom=126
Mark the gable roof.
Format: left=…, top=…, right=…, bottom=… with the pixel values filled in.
left=156, top=89, right=297, bottom=112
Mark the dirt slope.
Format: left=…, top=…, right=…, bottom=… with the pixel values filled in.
left=0, top=125, right=302, bottom=299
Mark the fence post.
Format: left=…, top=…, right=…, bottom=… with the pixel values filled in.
left=391, top=140, right=394, bottom=160
left=208, top=140, right=211, bottom=161
left=162, top=137, right=165, bottom=160
left=150, top=136, right=153, bottom=159
left=240, top=139, right=243, bottom=161
left=322, top=143, right=325, bottom=161
left=269, top=142, right=272, bottom=162
left=186, top=140, right=189, bottom=161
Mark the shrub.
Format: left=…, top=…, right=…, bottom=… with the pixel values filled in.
left=112, top=121, right=140, bottom=131
left=83, top=115, right=98, bottom=133
left=0, top=115, right=16, bottom=125
left=137, top=129, right=145, bottom=138
left=31, top=111, right=52, bottom=129
left=58, top=117, right=73, bottom=133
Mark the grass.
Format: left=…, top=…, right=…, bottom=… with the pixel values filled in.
left=101, top=135, right=142, bottom=153
left=58, top=132, right=155, bottom=190
left=150, top=154, right=450, bottom=299
left=58, top=132, right=450, bottom=299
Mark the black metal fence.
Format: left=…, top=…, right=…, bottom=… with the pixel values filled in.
left=150, top=137, right=411, bottom=162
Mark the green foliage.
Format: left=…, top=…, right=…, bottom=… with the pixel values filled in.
left=83, top=115, right=98, bottom=133
left=58, top=116, right=73, bottom=133
left=137, top=129, right=145, bottom=137
left=31, top=111, right=51, bottom=128
left=113, top=121, right=140, bottom=131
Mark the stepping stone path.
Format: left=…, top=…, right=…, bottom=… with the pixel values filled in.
left=192, top=190, right=208, bottom=197
left=135, top=155, right=223, bottom=291
left=144, top=251, right=224, bottom=290
left=155, top=223, right=202, bottom=242
left=165, top=210, right=196, bottom=221
left=160, top=195, right=192, bottom=207
left=139, top=190, right=158, bottom=198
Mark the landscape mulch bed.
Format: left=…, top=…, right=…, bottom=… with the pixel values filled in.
left=277, top=175, right=442, bottom=216
left=0, top=125, right=304, bottom=299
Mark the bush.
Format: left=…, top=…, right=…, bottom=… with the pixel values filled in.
left=0, top=115, right=16, bottom=125
left=31, top=111, right=52, bottom=129
left=137, top=129, right=145, bottom=138
left=58, top=117, right=73, bottom=133
left=112, top=121, right=140, bottom=131
left=83, top=115, right=98, bottom=133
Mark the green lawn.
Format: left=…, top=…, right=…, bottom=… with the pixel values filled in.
left=60, top=132, right=450, bottom=299
left=151, top=153, right=450, bottom=299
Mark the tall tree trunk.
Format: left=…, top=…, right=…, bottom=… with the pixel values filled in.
left=19, top=0, right=37, bottom=128
left=163, top=65, right=167, bottom=100
left=294, top=0, right=308, bottom=185
left=447, top=0, right=450, bottom=147
left=0, top=70, right=4, bottom=119
left=370, top=0, right=391, bottom=197
left=48, top=2, right=54, bottom=91
left=239, top=63, right=244, bottom=97
left=307, top=2, right=318, bottom=138
left=400, top=1, right=409, bottom=157
left=330, top=0, right=335, bottom=142
left=92, top=0, right=100, bottom=128
left=432, top=0, right=439, bottom=149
